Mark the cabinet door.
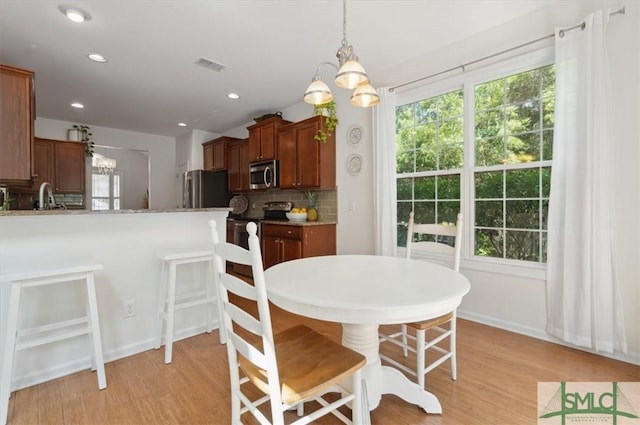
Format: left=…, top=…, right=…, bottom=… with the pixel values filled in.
left=227, top=142, right=241, bottom=192
left=262, top=235, right=282, bottom=270
left=277, top=126, right=298, bottom=189
left=0, top=65, right=34, bottom=183
left=54, top=142, right=85, bottom=193
left=239, top=140, right=250, bottom=191
left=296, top=119, right=321, bottom=188
left=260, top=123, right=276, bottom=160
left=203, top=143, right=214, bottom=170
left=31, top=139, right=54, bottom=190
left=212, top=139, right=226, bottom=170
left=248, top=127, right=262, bottom=162
left=281, top=238, right=302, bottom=263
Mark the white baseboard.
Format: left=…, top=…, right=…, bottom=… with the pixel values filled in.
left=10, top=322, right=220, bottom=392
left=457, top=309, right=640, bottom=366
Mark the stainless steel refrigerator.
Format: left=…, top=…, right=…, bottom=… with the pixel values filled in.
left=183, top=170, right=231, bottom=208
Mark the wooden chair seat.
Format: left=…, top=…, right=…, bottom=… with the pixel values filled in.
left=240, top=324, right=366, bottom=405
left=406, top=312, right=454, bottom=331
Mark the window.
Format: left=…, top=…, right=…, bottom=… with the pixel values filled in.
left=395, top=52, right=554, bottom=265
left=91, top=171, right=120, bottom=210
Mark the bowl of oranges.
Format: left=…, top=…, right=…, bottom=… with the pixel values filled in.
left=286, top=207, right=308, bottom=222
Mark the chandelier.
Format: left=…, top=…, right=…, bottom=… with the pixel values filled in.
left=92, top=153, right=117, bottom=175
left=303, top=0, right=379, bottom=108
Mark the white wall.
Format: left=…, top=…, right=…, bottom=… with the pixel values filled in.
left=35, top=118, right=176, bottom=209
left=175, top=129, right=219, bottom=173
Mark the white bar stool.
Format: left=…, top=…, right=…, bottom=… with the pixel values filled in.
left=0, top=264, right=106, bottom=425
left=155, top=250, right=224, bottom=365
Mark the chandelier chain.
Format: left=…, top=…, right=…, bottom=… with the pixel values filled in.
left=342, top=0, right=347, bottom=46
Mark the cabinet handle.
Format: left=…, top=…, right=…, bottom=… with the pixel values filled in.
left=287, top=231, right=292, bottom=234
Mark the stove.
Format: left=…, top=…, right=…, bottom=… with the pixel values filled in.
left=229, top=201, right=293, bottom=277
left=262, top=201, right=293, bottom=221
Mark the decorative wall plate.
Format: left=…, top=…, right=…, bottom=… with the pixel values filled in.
left=347, top=125, right=363, bottom=147
left=346, top=154, right=363, bottom=176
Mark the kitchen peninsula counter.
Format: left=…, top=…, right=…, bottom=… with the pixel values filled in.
left=0, top=207, right=231, bottom=216
left=0, top=208, right=229, bottom=391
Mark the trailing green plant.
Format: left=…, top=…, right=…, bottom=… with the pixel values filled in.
left=312, top=100, right=338, bottom=143
left=73, top=124, right=95, bottom=157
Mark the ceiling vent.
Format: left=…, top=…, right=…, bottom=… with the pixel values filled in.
left=194, top=57, right=226, bottom=72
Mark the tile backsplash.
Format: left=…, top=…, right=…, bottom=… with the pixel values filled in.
left=241, top=188, right=337, bottom=222
left=3, top=190, right=85, bottom=210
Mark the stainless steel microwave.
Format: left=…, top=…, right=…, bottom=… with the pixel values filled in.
left=249, top=159, right=278, bottom=190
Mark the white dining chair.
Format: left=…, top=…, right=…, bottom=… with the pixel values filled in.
left=209, top=220, right=368, bottom=425
left=379, top=212, right=463, bottom=389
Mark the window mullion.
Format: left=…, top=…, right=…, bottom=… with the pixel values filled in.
left=462, top=81, right=475, bottom=261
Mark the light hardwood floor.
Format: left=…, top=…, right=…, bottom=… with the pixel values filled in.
left=6, top=300, right=639, bottom=425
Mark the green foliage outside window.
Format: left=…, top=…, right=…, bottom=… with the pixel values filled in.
left=395, top=63, right=555, bottom=263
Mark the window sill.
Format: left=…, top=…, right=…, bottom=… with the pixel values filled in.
left=396, top=247, right=547, bottom=280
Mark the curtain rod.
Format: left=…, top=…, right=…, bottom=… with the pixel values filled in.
left=389, top=6, right=625, bottom=93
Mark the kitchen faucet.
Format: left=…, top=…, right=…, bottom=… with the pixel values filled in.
left=38, top=182, right=56, bottom=210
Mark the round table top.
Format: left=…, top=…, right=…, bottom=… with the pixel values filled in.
left=264, top=255, right=471, bottom=325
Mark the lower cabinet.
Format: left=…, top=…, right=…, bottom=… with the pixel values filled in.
left=261, top=223, right=336, bottom=270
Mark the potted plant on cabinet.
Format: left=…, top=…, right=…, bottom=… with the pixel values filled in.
left=312, top=100, right=338, bottom=143
left=69, top=124, right=95, bottom=157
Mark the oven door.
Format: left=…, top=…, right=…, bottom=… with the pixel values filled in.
left=233, top=220, right=261, bottom=277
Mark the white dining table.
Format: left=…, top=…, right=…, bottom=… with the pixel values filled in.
left=263, top=254, right=471, bottom=413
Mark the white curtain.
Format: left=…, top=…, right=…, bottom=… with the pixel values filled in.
left=372, top=88, right=397, bottom=256
left=546, top=10, right=627, bottom=353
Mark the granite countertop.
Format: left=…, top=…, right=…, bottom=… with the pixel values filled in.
left=0, top=207, right=233, bottom=217
left=250, top=219, right=336, bottom=226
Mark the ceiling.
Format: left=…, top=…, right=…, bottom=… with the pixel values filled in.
left=0, top=1, right=557, bottom=139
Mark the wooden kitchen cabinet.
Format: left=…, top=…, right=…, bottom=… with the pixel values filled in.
left=0, top=64, right=35, bottom=185
left=30, top=138, right=86, bottom=193
left=261, top=223, right=336, bottom=269
left=203, top=136, right=240, bottom=171
left=277, top=115, right=336, bottom=190
left=227, top=138, right=250, bottom=193
left=247, top=117, right=291, bottom=162
left=54, top=140, right=86, bottom=192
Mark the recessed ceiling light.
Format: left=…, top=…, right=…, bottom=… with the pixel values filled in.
left=227, top=93, right=240, bottom=99
left=88, top=53, right=107, bottom=63
left=58, top=5, right=92, bottom=23
left=178, top=122, right=187, bottom=127
left=71, top=102, right=84, bottom=108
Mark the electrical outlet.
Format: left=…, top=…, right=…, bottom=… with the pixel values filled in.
left=124, top=299, right=136, bottom=318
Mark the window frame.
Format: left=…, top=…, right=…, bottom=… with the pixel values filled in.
left=395, top=47, right=554, bottom=279
left=91, top=169, right=122, bottom=211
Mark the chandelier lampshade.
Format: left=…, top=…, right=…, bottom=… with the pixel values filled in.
left=351, top=83, right=380, bottom=107
left=304, top=76, right=334, bottom=105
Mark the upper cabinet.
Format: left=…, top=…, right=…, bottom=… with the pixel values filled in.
left=227, top=138, right=250, bottom=193
left=247, top=117, right=291, bottom=162
left=0, top=64, right=35, bottom=185
left=277, top=115, right=336, bottom=190
left=203, top=136, right=241, bottom=171
left=32, top=138, right=86, bottom=193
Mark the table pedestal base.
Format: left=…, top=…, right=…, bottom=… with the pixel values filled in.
left=342, top=323, right=442, bottom=413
